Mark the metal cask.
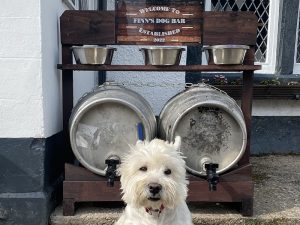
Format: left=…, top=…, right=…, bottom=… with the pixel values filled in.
left=159, top=83, right=247, bottom=176
left=69, top=83, right=157, bottom=176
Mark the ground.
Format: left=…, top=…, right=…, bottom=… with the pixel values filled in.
left=50, top=155, right=300, bottom=225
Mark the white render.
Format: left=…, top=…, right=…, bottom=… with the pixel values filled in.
left=0, top=0, right=97, bottom=138
left=0, top=0, right=43, bottom=138
left=107, top=45, right=186, bottom=115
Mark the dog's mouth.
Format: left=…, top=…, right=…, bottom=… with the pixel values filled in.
left=148, top=197, right=161, bottom=202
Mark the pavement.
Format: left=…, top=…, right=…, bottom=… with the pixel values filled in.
left=50, top=155, right=300, bottom=225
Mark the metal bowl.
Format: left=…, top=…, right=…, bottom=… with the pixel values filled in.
left=72, top=46, right=117, bottom=65
left=140, top=47, right=185, bottom=66
left=203, top=45, right=250, bottom=65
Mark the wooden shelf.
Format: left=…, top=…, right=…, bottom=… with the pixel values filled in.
left=57, top=64, right=261, bottom=72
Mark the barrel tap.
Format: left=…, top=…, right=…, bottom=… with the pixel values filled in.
left=205, top=163, right=219, bottom=191
left=105, top=155, right=120, bottom=187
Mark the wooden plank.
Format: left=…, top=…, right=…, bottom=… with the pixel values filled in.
left=63, top=198, right=75, bottom=216
left=221, top=164, right=252, bottom=178
left=116, top=1, right=203, bottom=45
left=188, top=164, right=252, bottom=182
left=241, top=198, right=253, bottom=216
left=118, top=23, right=201, bottom=30
left=116, top=0, right=202, bottom=7
left=63, top=179, right=253, bottom=203
left=117, top=35, right=201, bottom=43
left=65, top=163, right=110, bottom=181
left=187, top=180, right=253, bottom=202
left=65, top=162, right=251, bottom=182
left=63, top=164, right=253, bottom=215
left=57, top=64, right=261, bottom=72
left=117, top=12, right=202, bottom=19
left=117, top=17, right=202, bottom=25
left=203, top=12, right=258, bottom=45
left=59, top=11, right=258, bottom=46
left=243, top=46, right=256, bottom=64
left=117, top=29, right=200, bottom=36
left=239, top=47, right=255, bottom=166
left=62, top=46, right=75, bottom=164
left=117, top=6, right=202, bottom=19
left=60, top=10, right=116, bottom=45
left=64, top=181, right=122, bottom=202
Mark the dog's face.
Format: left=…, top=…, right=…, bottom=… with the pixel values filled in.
left=118, top=137, right=188, bottom=209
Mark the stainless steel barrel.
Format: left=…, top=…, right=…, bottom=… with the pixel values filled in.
left=159, top=83, right=247, bottom=176
left=69, top=83, right=157, bottom=176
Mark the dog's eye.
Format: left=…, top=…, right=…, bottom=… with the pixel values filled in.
left=139, top=166, right=147, bottom=172
left=164, top=169, right=172, bottom=175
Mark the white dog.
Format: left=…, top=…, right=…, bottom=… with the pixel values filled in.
left=115, top=136, right=193, bottom=225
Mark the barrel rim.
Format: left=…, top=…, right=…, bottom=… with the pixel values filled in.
left=169, top=101, right=247, bottom=176
left=69, top=98, right=156, bottom=176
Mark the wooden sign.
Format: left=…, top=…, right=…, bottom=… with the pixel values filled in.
left=116, top=0, right=203, bottom=45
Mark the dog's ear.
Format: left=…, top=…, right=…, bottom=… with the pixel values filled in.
left=173, top=136, right=181, bottom=151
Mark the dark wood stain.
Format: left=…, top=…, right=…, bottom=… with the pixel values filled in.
left=59, top=10, right=259, bottom=217
left=60, top=11, right=116, bottom=45
left=57, top=64, right=261, bottom=71
left=203, top=12, right=258, bottom=45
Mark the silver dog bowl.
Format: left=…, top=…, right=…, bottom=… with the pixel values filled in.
left=72, top=46, right=117, bottom=65
left=140, top=47, right=185, bottom=66
left=204, top=45, right=249, bottom=65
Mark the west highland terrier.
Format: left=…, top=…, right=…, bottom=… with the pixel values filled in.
left=115, top=136, right=193, bottom=225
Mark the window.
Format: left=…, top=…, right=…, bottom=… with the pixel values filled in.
left=63, top=0, right=99, bottom=10
left=294, top=4, right=300, bottom=74
left=205, top=0, right=280, bottom=74
left=63, top=0, right=79, bottom=9
left=79, top=0, right=99, bottom=10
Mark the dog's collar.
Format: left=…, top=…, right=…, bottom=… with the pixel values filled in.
left=145, top=204, right=165, bottom=217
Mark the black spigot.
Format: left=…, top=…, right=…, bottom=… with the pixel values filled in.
left=205, top=163, right=219, bottom=191
left=105, top=158, right=120, bottom=187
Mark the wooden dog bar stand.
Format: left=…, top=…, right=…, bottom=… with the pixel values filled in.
left=58, top=5, right=260, bottom=217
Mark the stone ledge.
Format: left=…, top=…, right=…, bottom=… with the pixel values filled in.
left=50, top=156, right=300, bottom=225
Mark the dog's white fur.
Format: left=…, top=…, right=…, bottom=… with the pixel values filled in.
left=115, top=136, right=193, bottom=225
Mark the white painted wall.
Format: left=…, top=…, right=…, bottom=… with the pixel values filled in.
left=0, top=0, right=43, bottom=138
left=40, top=0, right=63, bottom=138
left=0, top=0, right=96, bottom=138
left=41, top=0, right=97, bottom=137
left=73, top=71, right=98, bottom=105
left=107, top=45, right=186, bottom=115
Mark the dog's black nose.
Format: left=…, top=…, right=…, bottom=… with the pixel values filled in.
left=148, top=183, right=162, bottom=195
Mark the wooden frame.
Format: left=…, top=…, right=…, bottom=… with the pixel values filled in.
left=59, top=10, right=260, bottom=217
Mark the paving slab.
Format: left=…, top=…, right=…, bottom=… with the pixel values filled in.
left=50, top=156, right=300, bottom=225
